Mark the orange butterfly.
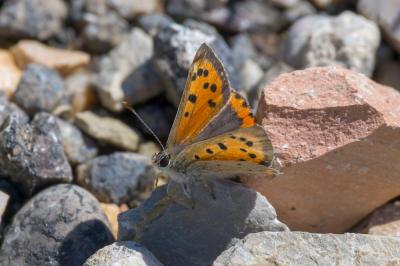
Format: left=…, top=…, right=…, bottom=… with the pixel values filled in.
left=152, top=43, right=275, bottom=200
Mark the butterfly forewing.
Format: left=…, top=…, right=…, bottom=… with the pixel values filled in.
left=167, top=43, right=231, bottom=148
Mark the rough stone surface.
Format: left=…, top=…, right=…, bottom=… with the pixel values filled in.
left=11, top=40, right=90, bottom=75
left=249, top=66, right=400, bottom=233
left=14, top=63, right=66, bottom=115
left=93, top=28, right=153, bottom=111
left=107, top=0, right=160, bottom=20
left=56, top=118, right=98, bottom=165
left=81, top=11, right=129, bottom=54
left=137, top=13, right=174, bottom=37
left=282, top=11, right=380, bottom=76
left=64, top=70, right=97, bottom=114
left=0, top=0, right=67, bottom=40
left=153, top=22, right=238, bottom=106
left=118, top=180, right=289, bottom=266
left=0, top=92, right=29, bottom=127
left=77, top=152, right=155, bottom=204
left=0, top=113, right=73, bottom=195
left=358, top=0, right=400, bottom=54
left=74, top=111, right=140, bottom=151
left=84, top=241, right=163, bottom=266
left=0, top=49, right=22, bottom=96
left=213, top=232, right=400, bottom=266
left=352, top=200, right=400, bottom=237
left=0, top=184, right=114, bottom=266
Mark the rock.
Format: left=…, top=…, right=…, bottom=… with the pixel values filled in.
left=358, top=0, right=400, bottom=54
left=0, top=179, right=23, bottom=236
left=282, top=11, right=380, bottom=77
left=137, top=13, right=174, bottom=37
left=153, top=22, right=238, bottom=106
left=309, top=0, right=349, bottom=9
left=229, top=34, right=258, bottom=70
left=100, top=203, right=121, bottom=238
left=352, top=200, right=400, bottom=237
left=138, top=141, right=160, bottom=157
left=13, top=64, right=66, bottom=116
left=107, top=0, right=160, bottom=20
left=93, top=28, right=153, bottom=111
left=239, top=59, right=264, bottom=94
left=84, top=241, right=163, bottom=266
left=0, top=113, right=73, bottom=195
left=270, top=0, right=301, bottom=8
left=133, top=102, right=175, bottom=141
left=0, top=92, right=29, bottom=127
left=213, top=231, right=400, bottom=266
left=77, top=152, right=155, bottom=204
left=0, top=190, right=10, bottom=236
left=74, top=111, right=140, bottom=151
left=0, top=0, right=67, bottom=40
left=81, top=11, right=129, bottom=54
left=283, top=0, right=316, bottom=24
left=118, top=180, right=289, bottom=266
left=0, top=49, right=22, bottom=96
left=0, top=184, right=114, bottom=265
left=64, top=70, right=98, bottom=114
left=122, top=61, right=164, bottom=106
left=55, top=118, right=98, bottom=165
left=249, top=66, right=400, bottom=233
left=11, top=40, right=90, bottom=75
left=374, top=59, right=400, bottom=91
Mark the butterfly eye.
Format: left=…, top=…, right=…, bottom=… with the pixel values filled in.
left=158, top=155, right=170, bottom=168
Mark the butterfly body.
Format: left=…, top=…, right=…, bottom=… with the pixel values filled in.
left=152, top=43, right=276, bottom=199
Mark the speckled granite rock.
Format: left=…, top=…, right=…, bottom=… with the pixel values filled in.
left=0, top=184, right=114, bottom=266
left=213, top=232, right=400, bottom=266
left=0, top=92, right=28, bottom=127
left=118, top=180, right=288, bottom=266
left=0, top=112, right=72, bottom=195
left=84, top=241, right=163, bottom=266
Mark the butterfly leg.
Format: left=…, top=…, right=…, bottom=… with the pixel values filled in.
left=167, top=181, right=195, bottom=209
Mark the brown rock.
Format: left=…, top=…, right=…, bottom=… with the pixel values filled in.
left=352, top=200, right=400, bottom=237
left=248, top=66, right=400, bottom=233
left=100, top=203, right=122, bottom=238
left=0, top=50, right=22, bottom=96
left=11, top=40, right=90, bottom=75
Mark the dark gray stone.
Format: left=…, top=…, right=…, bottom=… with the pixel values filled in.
left=77, top=152, right=155, bottom=204
left=283, top=0, right=316, bottom=24
left=0, top=0, right=67, bottom=40
left=0, top=184, right=114, bottom=266
left=118, top=180, right=289, bottom=266
left=14, top=64, right=66, bottom=116
left=153, top=22, right=238, bottom=106
left=137, top=13, right=174, bottom=37
left=82, top=11, right=129, bottom=54
left=0, top=92, right=28, bottom=127
left=213, top=232, right=400, bottom=266
left=0, top=178, right=23, bottom=240
left=84, top=241, right=163, bottom=266
left=0, top=112, right=73, bottom=195
left=55, top=118, right=98, bottom=165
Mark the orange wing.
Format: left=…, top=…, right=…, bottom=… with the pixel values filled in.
left=167, top=43, right=231, bottom=148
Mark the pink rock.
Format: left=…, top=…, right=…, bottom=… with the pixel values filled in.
left=246, top=66, right=400, bottom=233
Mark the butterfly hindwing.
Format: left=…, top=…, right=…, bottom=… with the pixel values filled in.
left=174, top=126, right=274, bottom=178
left=167, top=43, right=231, bottom=148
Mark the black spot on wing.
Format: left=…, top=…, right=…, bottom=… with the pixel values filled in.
left=218, top=143, right=227, bottom=150
left=188, top=94, right=197, bottom=103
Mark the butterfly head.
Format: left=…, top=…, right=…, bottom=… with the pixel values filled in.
left=152, top=151, right=171, bottom=169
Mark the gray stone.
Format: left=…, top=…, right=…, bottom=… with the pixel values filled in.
left=374, top=59, right=400, bottom=91
left=0, top=92, right=28, bottom=127
left=14, top=63, right=66, bottom=116
left=153, top=22, right=238, bottom=106
left=213, top=232, right=400, bottom=266
left=55, top=118, right=98, bottom=165
left=0, top=0, right=67, bottom=40
left=0, top=184, right=114, bottom=266
left=122, top=61, right=164, bottom=106
left=77, top=152, right=155, bottom=204
left=0, top=113, right=72, bottom=195
left=283, top=0, right=316, bottom=24
left=93, top=28, right=153, bottom=111
left=282, top=11, right=380, bottom=77
left=0, top=178, right=23, bottom=238
left=84, top=241, right=163, bottom=266
left=74, top=111, right=140, bottom=151
left=137, top=13, right=174, bottom=37
left=358, top=0, right=400, bottom=54
left=239, top=59, right=264, bottom=94
left=107, top=0, right=159, bottom=20
left=229, top=34, right=258, bottom=71
left=82, top=11, right=129, bottom=54
left=118, top=180, right=289, bottom=266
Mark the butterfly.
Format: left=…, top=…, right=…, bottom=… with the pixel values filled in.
left=152, top=43, right=276, bottom=201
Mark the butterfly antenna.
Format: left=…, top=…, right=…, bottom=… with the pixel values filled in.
left=122, top=101, right=166, bottom=151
